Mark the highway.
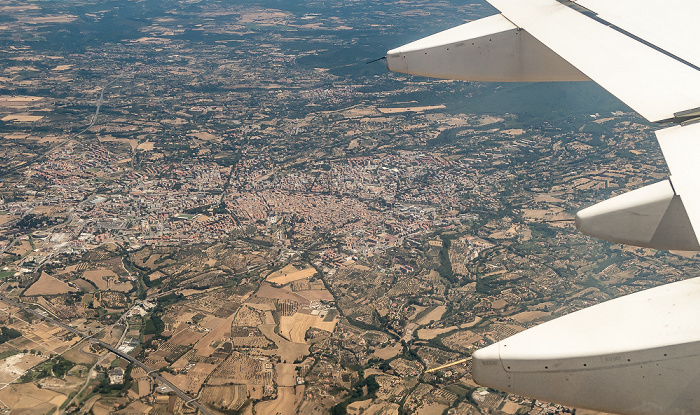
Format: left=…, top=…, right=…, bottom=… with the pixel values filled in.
left=77, top=76, right=122, bottom=135
left=0, top=295, right=213, bottom=415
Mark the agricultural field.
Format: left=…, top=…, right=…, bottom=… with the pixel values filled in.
left=255, top=383, right=304, bottom=415
left=417, top=326, right=458, bottom=340
left=441, top=331, right=486, bottom=354
left=294, top=289, right=334, bottom=302
left=207, top=352, right=272, bottom=386
left=416, top=305, right=448, bottom=325
left=267, top=264, right=317, bottom=285
left=256, top=283, right=310, bottom=304
left=200, top=384, right=248, bottom=412
left=8, top=241, right=31, bottom=257
left=0, top=382, right=67, bottom=413
left=0, top=215, right=17, bottom=226
left=81, top=269, right=117, bottom=291
left=23, top=272, right=76, bottom=296
left=163, top=361, right=218, bottom=394
left=278, top=311, right=339, bottom=343
left=0, top=353, right=45, bottom=386
left=168, top=327, right=206, bottom=347
left=193, top=317, right=233, bottom=357
left=510, top=310, right=552, bottom=324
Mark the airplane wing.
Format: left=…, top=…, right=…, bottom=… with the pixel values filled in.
left=388, top=0, right=700, bottom=247
left=486, top=0, right=700, bottom=123
left=387, top=0, right=700, bottom=123
left=387, top=0, right=700, bottom=413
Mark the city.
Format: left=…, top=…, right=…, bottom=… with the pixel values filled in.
left=0, top=0, right=696, bottom=414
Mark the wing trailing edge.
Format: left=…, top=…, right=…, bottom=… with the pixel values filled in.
left=389, top=0, right=700, bottom=122
left=386, top=14, right=588, bottom=82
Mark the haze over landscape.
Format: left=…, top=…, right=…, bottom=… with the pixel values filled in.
left=0, top=0, right=693, bottom=414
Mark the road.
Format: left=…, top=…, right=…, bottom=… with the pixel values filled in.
left=0, top=236, right=19, bottom=256
left=59, top=318, right=131, bottom=415
left=0, top=295, right=213, bottom=415
left=63, top=346, right=111, bottom=415
left=76, top=76, right=122, bottom=136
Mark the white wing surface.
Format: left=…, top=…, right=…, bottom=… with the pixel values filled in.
left=576, top=0, right=700, bottom=70
left=485, top=0, right=700, bottom=123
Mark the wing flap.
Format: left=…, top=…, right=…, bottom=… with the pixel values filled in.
left=386, top=14, right=588, bottom=82
left=487, top=0, right=700, bottom=122
left=656, top=123, right=700, bottom=243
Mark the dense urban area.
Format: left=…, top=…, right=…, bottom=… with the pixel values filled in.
left=0, top=0, right=697, bottom=414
